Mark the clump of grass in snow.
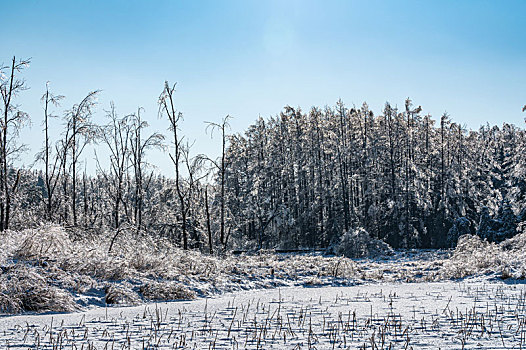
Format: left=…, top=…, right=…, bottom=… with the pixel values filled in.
left=105, top=283, right=141, bottom=305
left=13, top=224, right=74, bottom=261
left=304, top=277, right=324, bottom=286
left=0, top=265, right=76, bottom=313
left=140, top=281, right=196, bottom=301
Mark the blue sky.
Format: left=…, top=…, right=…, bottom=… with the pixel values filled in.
left=2, top=0, right=525, bottom=175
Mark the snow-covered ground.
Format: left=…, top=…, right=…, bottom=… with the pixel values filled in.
left=4, top=225, right=526, bottom=317
left=3, top=226, right=526, bottom=348
left=2, top=280, right=526, bottom=349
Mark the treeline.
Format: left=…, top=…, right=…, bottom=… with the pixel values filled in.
left=2, top=57, right=526, bottom=251
left=224, top=102, right=526, bottom=249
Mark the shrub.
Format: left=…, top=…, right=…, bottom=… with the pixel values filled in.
left=334, top=228, right=393, bottom=259
left=438, top=233, right=526, bottom=279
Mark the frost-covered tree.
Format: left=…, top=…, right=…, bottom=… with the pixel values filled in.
left=205, top=115, right=232, bottom=249
left=129, top=107, right=164, bottom=230
left=0, top=59, right=524, bottom=253
left=447, top=217, right=471, bottom=247
left=96, top=103, right=132, bottom=229
left=62, top=91, right=99, bottom=226
left=0, top=57, right=30, bottom=230
left=36, top=82, right=64, bottom=221
left=158, top=82, right=204, bottom=249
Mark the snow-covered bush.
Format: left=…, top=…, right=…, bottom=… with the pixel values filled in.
left=14, top=224, right=74, bottom=260
left=439, top=230, right=526, bottom=280
left=304, top=276, right=324, bottom=286
left=333, top=228, right=393, bottom=259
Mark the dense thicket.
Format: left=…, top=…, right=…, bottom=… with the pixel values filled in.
left=224, top=101, right=526, bottom=249
left=2, top=57, right=525, bottom=251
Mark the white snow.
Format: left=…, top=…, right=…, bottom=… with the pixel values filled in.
left=2, top=280, right=525, bottom=349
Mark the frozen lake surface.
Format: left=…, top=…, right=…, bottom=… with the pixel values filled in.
left=1, top=280, right=526, bottom=349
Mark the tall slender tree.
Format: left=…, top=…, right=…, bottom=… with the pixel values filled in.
left=0, top=56, right=30, bottom=230
left=159, top=81, right=190, bottom=249
left=38, top=82, right=64, bottom=220
left=64, top=90, right=99, bottom=226
left=205, top=115, right=232, bottom=249
left=129, top=107, right=164, bottom=229
left=97, top=103, right=132, bottom=229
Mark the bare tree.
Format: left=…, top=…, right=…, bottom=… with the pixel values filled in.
left=129, top=107, right=164, bottom=229
left=0, top=56, right=31, bottom=230
left=182, top=143, right=207, bottom=249
left=158, top=81, right=189, bottom=249
left=97, top=103, right=132, bottom=229
left=205, top=115, right=232, bottom=249
left=36, top=82, right=64, bottom=220
left=64, top=91, right=99, bottom=226
left=204, top=184, right=213, bottom=254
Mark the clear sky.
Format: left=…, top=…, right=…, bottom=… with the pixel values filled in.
left=2, top=0, right=525, bottom=176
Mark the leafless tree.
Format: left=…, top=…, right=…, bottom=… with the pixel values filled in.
left=0, top=56, right=31, bottom=230
left=96, top=103, right=132, bottom=229
left=158, top=81, right=190, bottom=249
left=205, top=115, right=232, bottom=249
left=204, top=184, right=213, bottom=254
left=63, top=90, right=99, bottom=226
left=129, top=107, right=164, bottom=229
left=36, top=82, right=64, bottom=220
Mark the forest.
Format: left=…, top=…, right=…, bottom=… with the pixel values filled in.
left=2, top=56, right=525, bottom=251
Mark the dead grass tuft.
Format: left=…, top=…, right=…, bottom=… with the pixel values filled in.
left=140, top=281, right=196, bottom=301
left=105, top=284, right=141, bottom=305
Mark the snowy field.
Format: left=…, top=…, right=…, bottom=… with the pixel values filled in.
left=2, top=227, right=526, bottom=348
left=2, top=280, right=526, bottom=349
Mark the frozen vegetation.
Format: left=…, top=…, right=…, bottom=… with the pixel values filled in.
left=1, top=224, right=526, bottom=317
left=2, top=281, right=526, bottom=349
left=2, top=56, right=526, bottom=347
